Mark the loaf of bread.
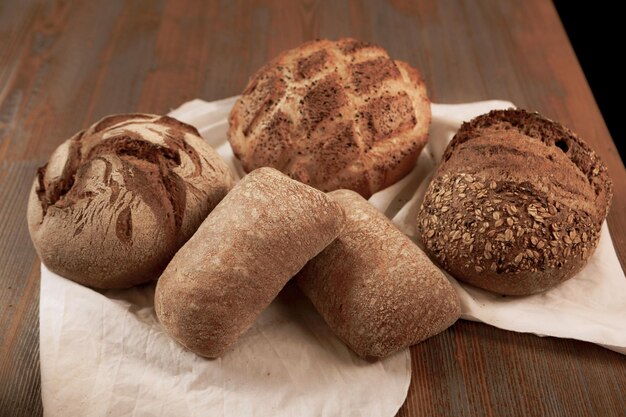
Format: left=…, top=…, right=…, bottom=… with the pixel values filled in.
left=228, top=38, right=431, bottom=198
left=155, top=167, right=345, bottom=358
left=417, top=109, right=613, bottom=295
left=297, top=189, right=460, bottom=359
left=27, top=114, right=234, bottom=289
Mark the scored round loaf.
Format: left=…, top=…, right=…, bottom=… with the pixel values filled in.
left=297, top=190, right=460, bottom=360
left=155, top=167, right=345, bottom=358
left=417, top=109, right=613, bottom=295
left=27, top=114, right=234, bottom=289
left=228, top=38, right=431, bottom=198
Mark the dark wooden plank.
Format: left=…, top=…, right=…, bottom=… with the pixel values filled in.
left=0, top=0, right=168, bottom=162
left=0, top=1, right=624, bottom=417
left=0, top=162, right=43, bottom=417
left=400, top=321, right=626, bottom=417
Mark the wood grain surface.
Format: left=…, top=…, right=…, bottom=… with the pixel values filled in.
left=1, top=1, right=625, bottom=416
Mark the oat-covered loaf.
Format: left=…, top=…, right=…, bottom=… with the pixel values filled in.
left=417, top=109, right=613, bottom=295
left=28, top=114, right=234, bottom=289
left=228, top=38, right=431, bottom=198
left=297, top=190, right=460, bottom=360
left=155, top=168, right=345, bottom=358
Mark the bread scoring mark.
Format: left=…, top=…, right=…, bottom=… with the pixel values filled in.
left=92, top=114, right=153, bottom=133
left=242, top=75, right=287, bottom=136
left=351, top=57, right=401, bottom=93
left=160, top=166, right=187, bottom=233
left=448, top=109, right=612, bottom=216
left=357, top=92, right=416, bottom=147
left=317, top=121, right=360, bottom=174
left=117, top=157, right=181, bottom=237
left=116, top=206, right=133, bottom=245
left=295, top=50, right=329, bottom=80
left=302, top=74, right=346, bottom=131
left=252, top=110, right=294, bottom=168
left=461, top=141, right=590, bottom=203
left=155, top=115, right=201, bottom=137
left=87, top=134, right=181, bottom=167
left=37, top=133, right=83, bottom=215
left=338, top=38, right=371, bottom=54
left=162, top=130, right=203, bottom=177
left=72, top=221, right=84, bottom=237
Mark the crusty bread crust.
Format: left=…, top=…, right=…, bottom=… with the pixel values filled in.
left=27, top=114, right=234, bottom=288
left=418, top=109, right=613, bottom=295
left=155, top=168, right=345, bottom=358
left=297, top=190, right=460, bottom=359
left=228, top=38, right=431, bottom=198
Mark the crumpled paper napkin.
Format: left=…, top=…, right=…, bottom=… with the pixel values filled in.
left=169, top=96, right=626, bottom=354
left=40, top=96, right=626, bottom=417
left=40, top=268, right=410, bottom=417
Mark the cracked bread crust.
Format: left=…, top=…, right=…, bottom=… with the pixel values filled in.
left=417, top=109, right=613, bottom=295
left=228, top=38, right=431, bottom=198
left=27, top=114, right=234, bottom=289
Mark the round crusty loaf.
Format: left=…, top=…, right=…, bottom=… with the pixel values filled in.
left=297, top=190, right=460, bottom=360
left=417, top=109, right=613, bottom=295
left=27, top=114, right=234, bottom=289
left=155, top=167, right=345, bottom=358
left=228, top=38, right=431, bottom=198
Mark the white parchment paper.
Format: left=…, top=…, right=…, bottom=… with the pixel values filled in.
left=40, top=97, right=626, bottom=417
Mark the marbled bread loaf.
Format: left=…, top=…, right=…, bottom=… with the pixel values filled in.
left=28, top=114, right=234, bottom=289
left=228, top=38, right=431, bottom=198
left=417, top=109, right=613, bottom=295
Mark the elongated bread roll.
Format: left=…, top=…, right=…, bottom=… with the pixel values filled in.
left=155, top=167, right=345, bottom=358
left=297, top=190, right=460, bottom=359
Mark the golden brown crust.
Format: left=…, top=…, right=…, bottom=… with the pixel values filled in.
left=228, top=38, right=431, bottom=198
left=297, top=190, right=460, bottom=359
left=27, top=114, right=234, bottom=289
left=417, top=109, right=613, bottom=295
left=155, top=168, right=345, bottom=358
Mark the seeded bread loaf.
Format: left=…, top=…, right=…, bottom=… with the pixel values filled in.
left=28, top=114, right=234, bottom=289
left=297, top=190, right=460, bottom=359
left=228, top=38, right=431, bottom=198
left=417, top=109, right=613, bottom=295
left=155, top=167, right=345, bottom=358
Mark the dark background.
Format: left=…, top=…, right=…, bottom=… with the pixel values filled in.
left=555, top=1, right=623, bottom=161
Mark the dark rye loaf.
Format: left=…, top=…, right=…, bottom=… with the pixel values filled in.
left=228, top=38, right=431, bottom=198
left=28, top=114, right=234, bottom=289
left=417, top=109, right=613, bottom=295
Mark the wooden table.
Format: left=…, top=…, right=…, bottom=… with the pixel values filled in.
left=1, top=1, right=624, bottom=416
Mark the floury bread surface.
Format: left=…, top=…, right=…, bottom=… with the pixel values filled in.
left=297, top=190, right=460, bottom=359
left=28, top=114, right=234, bottom=288
left=417, top=109, right=613, bottom=295
left=155, top=168, right=345, bottom=358
left=228, top=38, right=431, bottom=198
